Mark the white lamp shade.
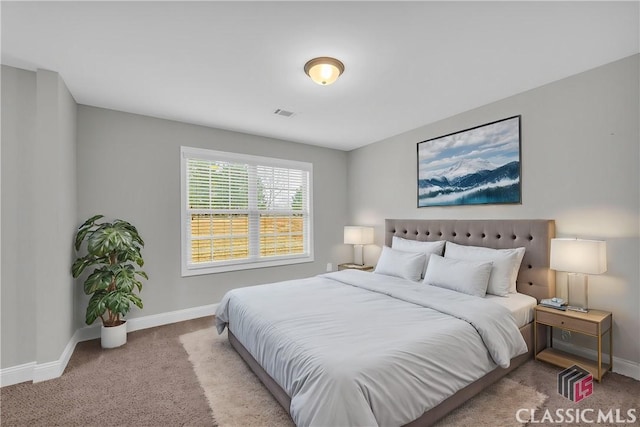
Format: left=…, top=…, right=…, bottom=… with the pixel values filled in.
left=550, top=238, right=607, bottom=274
left=344, top=226, right=374, bottom=245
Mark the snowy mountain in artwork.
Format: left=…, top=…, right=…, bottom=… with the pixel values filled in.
left=418, top=159, right=520, bottom=207
left=423, top=159, right=498, bottom=180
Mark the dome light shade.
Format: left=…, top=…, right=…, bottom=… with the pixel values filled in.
left=304, top=57, right=345, bottom=85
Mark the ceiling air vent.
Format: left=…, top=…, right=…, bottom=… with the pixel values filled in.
left=274, top=108, right=295, bottom=118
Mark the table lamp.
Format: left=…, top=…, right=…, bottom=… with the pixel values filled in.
left=550, top=238, right=607, bottom=312
left=344, top=226, right=374, bottom=266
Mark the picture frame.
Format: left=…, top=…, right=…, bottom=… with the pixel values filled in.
left=417, top=115, right=521, bottom=207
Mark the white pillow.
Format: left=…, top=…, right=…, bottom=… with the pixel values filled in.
left=444, top=241, right=526, bottom=296
left=391, top=236, right=445, bottom=278
left=423, top=254, right=492, bottom=298
left=374, top=246, right=426, bottom=282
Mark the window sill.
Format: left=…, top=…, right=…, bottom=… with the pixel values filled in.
left=181, top=255, right=314, bottom=277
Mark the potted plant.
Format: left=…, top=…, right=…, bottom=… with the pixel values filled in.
left=72, top=215, right=148, bottom=348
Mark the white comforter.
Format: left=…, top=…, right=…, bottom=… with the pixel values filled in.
left=215, top=270, right=527, bottom=427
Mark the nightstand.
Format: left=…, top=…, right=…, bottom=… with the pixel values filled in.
left=534, top=305, right=612, bottom=381
left=338, top=263, right=374, bottom=272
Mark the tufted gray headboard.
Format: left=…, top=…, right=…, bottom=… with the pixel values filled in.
left=385, top=219, right=555, bottom=301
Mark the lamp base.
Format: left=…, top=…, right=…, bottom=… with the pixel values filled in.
left=567, top=273, right=589, bottom=311
left=353, top=244, right=364, bottom=266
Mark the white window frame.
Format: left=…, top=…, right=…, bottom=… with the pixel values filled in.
left=180, top=146, right=314, bottom=276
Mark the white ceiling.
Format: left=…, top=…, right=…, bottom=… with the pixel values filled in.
left=2, top=1, right=638, bottom=151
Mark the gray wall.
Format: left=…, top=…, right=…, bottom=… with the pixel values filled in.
left=1, top=66, right=78, bottom=368
left=347, top=55, right=640, bottom=365
left=76, top=106, right=349, bottom=325
left=1, top=66, right=37, bottom=368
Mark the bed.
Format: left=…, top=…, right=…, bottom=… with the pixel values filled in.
left=216, top=219, right=555, bottom=426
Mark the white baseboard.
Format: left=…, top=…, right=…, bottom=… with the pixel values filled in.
left=0, top=362, right=35, bottom=387
left=75, top=323, right=101, bottom=342
left=71, top=303, right=220, bottom=343
left=32, top=325, right=95, bottom=383
left=126, top=303, right=218, bottom=333
left=1, top=303, right=218, bottom=387
left=553, top=340, right=640, bottom=381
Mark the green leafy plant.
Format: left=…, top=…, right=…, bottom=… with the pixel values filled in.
left=72, top=215, right=148, bottom=327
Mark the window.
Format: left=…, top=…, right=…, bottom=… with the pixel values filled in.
left=181, top=146, right=313, bottom=275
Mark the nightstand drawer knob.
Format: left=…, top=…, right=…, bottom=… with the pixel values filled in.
left=561, top=321, right=564, bottom=324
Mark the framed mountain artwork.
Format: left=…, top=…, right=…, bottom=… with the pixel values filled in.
left=417, top=116, right=521, bottom=207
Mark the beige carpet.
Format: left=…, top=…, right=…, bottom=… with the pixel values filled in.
left=1, top=318, right=215, bottom=426
left=180, top=328, right=547, bottom=427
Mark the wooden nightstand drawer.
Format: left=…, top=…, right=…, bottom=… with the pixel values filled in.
left=536, top=310, right=597, bottom=335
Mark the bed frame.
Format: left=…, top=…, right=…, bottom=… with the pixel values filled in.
left=228, top=219, right=556, bottom=426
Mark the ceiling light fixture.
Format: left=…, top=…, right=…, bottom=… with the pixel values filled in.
left=304, top=57, right=345, bottom=86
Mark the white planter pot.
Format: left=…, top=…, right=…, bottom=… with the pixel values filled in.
left=101, top=321, right=127, bottom=349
